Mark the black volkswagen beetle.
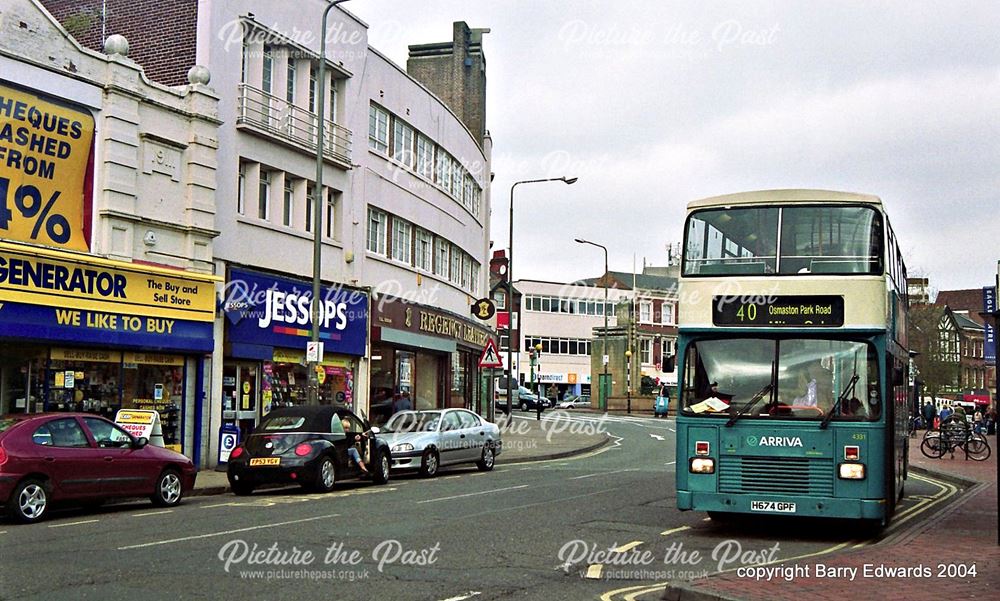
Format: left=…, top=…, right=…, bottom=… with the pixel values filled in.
left=226, top=405, right=390, bottom=495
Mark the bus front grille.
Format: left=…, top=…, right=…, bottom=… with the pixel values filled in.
left=718, top=456, right=834, bottom=496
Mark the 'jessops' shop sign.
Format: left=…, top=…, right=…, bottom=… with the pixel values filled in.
left=224, top=269, right=368, bottom=357
left=0, top=82, right=95, bottom=251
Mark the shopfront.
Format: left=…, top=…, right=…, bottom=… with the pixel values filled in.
left=221, top=268, right=368, bottom=438
left=0, top=242, right=219, bottom=457
left=370, top=299, right=496, bottom=424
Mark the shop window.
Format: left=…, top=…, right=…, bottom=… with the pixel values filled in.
left=47, top=352, right=122, bottom=416
left=123, top=357, right=185, bottom=447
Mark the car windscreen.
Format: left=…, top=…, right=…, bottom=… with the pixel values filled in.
left=384, top=411, right=442, bottom=433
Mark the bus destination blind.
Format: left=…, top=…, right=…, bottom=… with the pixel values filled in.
left=712, top=295, right=844, bottom=327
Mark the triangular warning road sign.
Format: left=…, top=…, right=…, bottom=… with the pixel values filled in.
left=478, top=338, right=504, bottom=368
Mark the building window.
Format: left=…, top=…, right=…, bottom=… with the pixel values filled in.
left=367, top=207, right=387, bottom=255
left=305, top=183, right=315, bottom=233
left=237, top=162, right=246, bottom=215
left=392, top=218, right=412, bottom=264
left=328, top=77, right=337, bottom=122
left=416, top=135, right=434, bottom=179
left=640, top=301, right=652, bottom=324
left=461, top=254, right=471, bottom=290
left=640, top=339, right=652, bottom=365
left=285, top=57, right=296, bottom=103
left=434, top=237, right=449, bottom=278
left=450, top=244, right=462, bottom=284
left=493, top=289, right=506, bottom=310
left=437, top=151, right=452, bottom=193
left=470, top=262, right=480, bottom=296
left=661, top=303, right=674, bottom=325
left=282, top=177, right=294, bottom=227
left=258, top=170, right=270, bottom=220
left=392, top=119, right=414, bottom=166
left=452, top=159, right=463, bottom=200
left=368, top=104, right=389, bottom=153
left=415, top=229, right=433, bottom=271
left=262, top=46, right=273, bottom=93
left=325, top=190, right=337, bottom=239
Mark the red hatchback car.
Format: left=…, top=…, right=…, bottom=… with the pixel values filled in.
left=0, top=413, right=197, bottom=523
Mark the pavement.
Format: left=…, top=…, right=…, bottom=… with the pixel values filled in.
left=662, top=432, right=1000, bottom=601
left=190, top=411, right=611, bottom=496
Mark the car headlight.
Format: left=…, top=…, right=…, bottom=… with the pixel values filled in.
left=689, top=457, right=715, bottom=474
left=392, top=443, right=414, bottom=452
left=838, top=463, right=865, bottom=480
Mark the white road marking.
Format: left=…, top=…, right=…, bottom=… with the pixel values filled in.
left=613, top=541, right=643, bottom=552
left=649, top=434, right=665, bottom=441
left=660, top=526, right=691, bottom=536
left=438, top=592, right=481, bottom=601
left=417, top=484, right=529, bottom=504
left=132, top=510, right=173, bottom=517
left=585, top=564, right=604, bottom=579
left=47, top=519, right=99, bottom=528
left=664, top=461, right=676, bottom=466
left=569, top=468, right=639, bottom=480
left=117, top=514, right=339, bottom=550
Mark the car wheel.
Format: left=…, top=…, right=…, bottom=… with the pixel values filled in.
left=372, top=450, right=390, bottom=484
left=8, top=479, right=48, bottom=523
left=419, top=449, right=439, bottom=478
left=520, top=402, right=528, bottom=412
left=231, top=480, right=255, bottom=496
left=151, top=469, right=184, bottom=507
left=476, top=445, right=496, bottom=471
left=313, top=456, right=337, bottom=493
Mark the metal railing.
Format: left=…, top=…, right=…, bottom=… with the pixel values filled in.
left=236, top=83, right=352, bottom=165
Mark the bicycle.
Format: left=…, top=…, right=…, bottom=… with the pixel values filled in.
left=920, top=422, right=991, bottom=461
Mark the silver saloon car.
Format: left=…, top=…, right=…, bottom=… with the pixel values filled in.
left=382, top=409, right=501, bottom=477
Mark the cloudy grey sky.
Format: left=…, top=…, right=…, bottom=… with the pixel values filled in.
left=351, top=1, right=999, bottom=295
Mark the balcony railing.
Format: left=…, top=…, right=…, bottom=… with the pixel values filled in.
left=237, top=83, right=352, bottom=165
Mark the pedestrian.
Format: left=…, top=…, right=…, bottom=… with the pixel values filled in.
left=341, top=417, right=369, bottom=475
left=398, top=391, right=413, bottom=412
left=922, top=400, right=936, bottom=430
left=939, top=403, right=953, bottom=424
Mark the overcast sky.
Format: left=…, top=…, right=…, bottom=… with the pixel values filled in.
left=350, top=1, right=999, bottom=295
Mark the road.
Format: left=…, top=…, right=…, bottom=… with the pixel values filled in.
left=0, top=413, right=958, bottom=601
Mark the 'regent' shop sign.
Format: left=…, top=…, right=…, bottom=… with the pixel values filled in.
left=373, top=297, right=494, bottom=349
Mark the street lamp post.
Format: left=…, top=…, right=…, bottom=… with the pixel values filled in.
left=625, top=349, right=632, bottom=414
left=575, top=238, right=608, bottom=411
left=505, top=177, right=577, bottom=418
left=308, top=0, right=351, bottom=405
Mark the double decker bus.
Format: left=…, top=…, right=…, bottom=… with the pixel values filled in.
left=675, top=190, right=910, bottom=525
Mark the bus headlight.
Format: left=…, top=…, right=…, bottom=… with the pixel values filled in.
left=838, top=463, right=865, bottom=480
left=689, top=457, right=715, bottom=474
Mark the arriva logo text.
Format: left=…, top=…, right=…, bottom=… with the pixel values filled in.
left=752, top=436, right=803, bottom=447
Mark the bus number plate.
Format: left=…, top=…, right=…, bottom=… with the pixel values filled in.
left=750, top=500, right=796, bottom=513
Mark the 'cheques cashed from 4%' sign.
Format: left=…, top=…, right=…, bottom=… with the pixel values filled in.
left=0, top=82, right=95, bottom=251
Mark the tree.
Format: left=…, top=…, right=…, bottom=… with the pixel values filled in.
left=909, top=304, right=960, bottom=399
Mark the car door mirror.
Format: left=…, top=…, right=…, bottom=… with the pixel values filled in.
left=369, top=426, right=380, bottom=435
left=133, top=436, right=149, bottom=449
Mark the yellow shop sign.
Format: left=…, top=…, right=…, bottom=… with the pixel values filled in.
left=0, top=241, right=219, bottom=321
left=0, top=83, right=95, bottom=251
